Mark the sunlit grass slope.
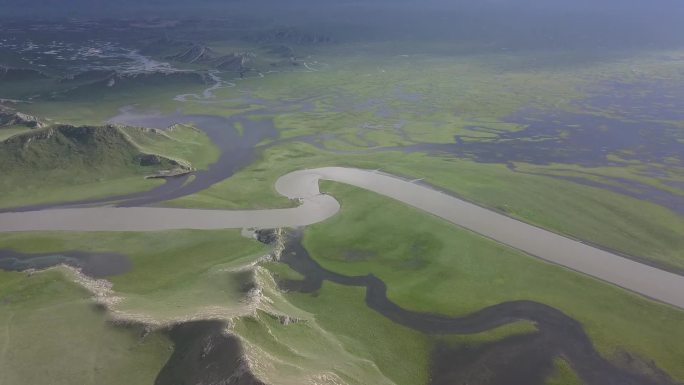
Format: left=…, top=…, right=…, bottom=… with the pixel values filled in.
left=0, top=124, right=217, bottom=208
left=0, top=269, right=171, bottom=385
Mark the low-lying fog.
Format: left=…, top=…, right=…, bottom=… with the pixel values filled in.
left=2, top=0, right=684, bottom=53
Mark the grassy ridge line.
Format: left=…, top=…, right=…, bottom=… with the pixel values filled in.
left=0, top=225, right=650, bottom=385
left=119, top=123, right=219, bottom=170
left=0, top=230, right=406, bottom=385
left=118, top=126, right=194, bottom=170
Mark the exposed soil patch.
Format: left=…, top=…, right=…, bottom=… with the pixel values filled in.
left=277, top=231, right=679, bottom=385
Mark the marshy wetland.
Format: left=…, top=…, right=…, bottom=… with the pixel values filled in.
left=1, top=1, right=684, bottom=385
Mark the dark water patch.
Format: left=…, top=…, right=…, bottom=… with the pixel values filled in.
left=384, top=108, right=683, bottom=169
left=155, top=320, right=264, bottom=385
left=0, top=248, right=131, bottom=277
left=503, top=109, right=684, bottom=167
left=430, top=333, right=557, bottom=385
left=277, top=231, right=678, bottom=385
left=315, top=81, right=684, bottom=213
left=582, top=81, right=684, bottom=123
left=302, top=83, right=684, bottom=213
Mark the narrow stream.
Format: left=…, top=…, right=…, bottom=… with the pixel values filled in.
left=276, top=230, right=677, bottom=385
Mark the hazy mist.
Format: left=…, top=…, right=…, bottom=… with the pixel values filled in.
left=2, top=0, right=684, bottom=53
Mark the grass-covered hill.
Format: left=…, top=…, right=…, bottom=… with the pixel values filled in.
left=0, top=123, right=215, bottom=209
left=1, top=124, right=180, bottom=176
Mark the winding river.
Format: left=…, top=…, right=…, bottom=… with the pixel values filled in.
left=0, top=166, right=682, bottom=310
left=278, top=232, right=673, bottom=385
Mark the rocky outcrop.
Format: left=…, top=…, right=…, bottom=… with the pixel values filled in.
left=0, top=107, right=46, bottom=129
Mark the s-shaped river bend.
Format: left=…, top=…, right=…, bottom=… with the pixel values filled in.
left=0, top=167, right=682, bottom=309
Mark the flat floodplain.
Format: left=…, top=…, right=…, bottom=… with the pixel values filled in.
left=1, top=167, right=682, bottom=309
left=1, top=6, right=684, bottom=385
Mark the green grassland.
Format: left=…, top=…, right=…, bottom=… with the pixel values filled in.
left=31, top=87, right=209, bottom=127
left=547, top=358, right=583, bottom=385
left=120, top=124, right=219, bottom=170
left=0, top=230, right=405, bottom=385
left=302, top=182, right=684, bottom=382
left=0, top=227, right=545, bottom=385
left=5, top=43, right=682, bottom=215
left=0, top=125, right=167, bottom=208
left=0, top=269, right=171, bottom=385
left=0, top=125, right=32, bottom=141
left=236, top=270, right=542, bottom=385
left=1, top=35, right=683, bottom=385
left=515, top=161, right=684, bottom=199
left=170, top=142, right=684, bottom=271
left=0, top=124, right=217, bottom=209
left=0, top=229, right=270, bottom=384
left=0, top=78, right=208, bottom=125
left=0, top=230, right=265, bottom=307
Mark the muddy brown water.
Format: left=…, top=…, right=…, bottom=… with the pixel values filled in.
left=1, top=167, right=683, bottom=309
left=276, top=231, right=679, bottom=385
